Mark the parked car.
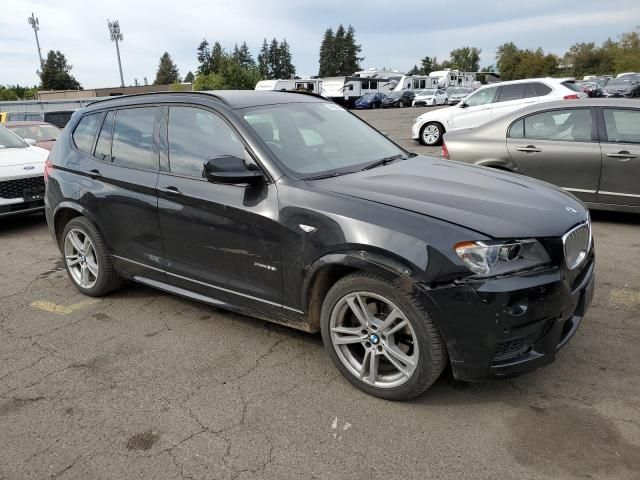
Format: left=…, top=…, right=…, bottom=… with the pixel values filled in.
left=381, top=90, right=415, bottom=108
left=1, top=110, right=76, bottom=129
left=412, top=89, right=448, bottom=107
left=5, top=121, right=62, bottom=151
left=601, top=75, right=640, bottom=98
left=46, top=91, right=594, bottom=400
left=0, top=123, right=49, bottom=217
left=445, top=87, right=473, bottom=104
left=442, top=98, right=640, bottom=213
left=412, top=78, right=589, bottom=146
left=354, top=92, right=386, bottom=109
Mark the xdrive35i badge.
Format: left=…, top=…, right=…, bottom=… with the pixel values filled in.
left=23, top=166, right=35, bottom=170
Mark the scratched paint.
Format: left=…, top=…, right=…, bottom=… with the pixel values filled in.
left=30, top=299, right=97, bottom=315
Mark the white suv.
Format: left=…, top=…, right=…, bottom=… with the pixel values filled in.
left=411, top=78, right=588, bottom=146
left=0, top=124, right=49, bottom=217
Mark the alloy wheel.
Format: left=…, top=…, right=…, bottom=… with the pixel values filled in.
left=329, top=291, right=419, bottom=388
left=64, top=228, right=99, bottom=289
left=422, top=124, right=440, bottom=145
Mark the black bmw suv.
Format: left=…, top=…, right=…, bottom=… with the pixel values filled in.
left=45, top=91, right=594, bottom=400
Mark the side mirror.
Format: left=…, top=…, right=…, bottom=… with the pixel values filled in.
left=458, top=102, right=467, bottom=108
left=204, top=155, right=263, bottom=184
left=24, top=138, right=37, bottom=146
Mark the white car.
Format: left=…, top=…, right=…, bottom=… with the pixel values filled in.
left=411, top=78, right=588, bottom=146
left=0, top=124, right=49, bottom=217
left=412, top=89, right=448, bottom=107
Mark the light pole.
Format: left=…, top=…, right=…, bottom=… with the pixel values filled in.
left=107, top=19, right=125, bottom=87
left=27, top=12, right=43, bottom=69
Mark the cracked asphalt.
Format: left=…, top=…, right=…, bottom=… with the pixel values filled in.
left=1, top=107, right=640, bottom=480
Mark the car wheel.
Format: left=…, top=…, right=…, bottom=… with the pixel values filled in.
left=419, top=122, right=444, bottom=146
left=398, top=101, right=404, bottom=108
left=320, top=272, right=446, bottom=400
left=62, top=217, right=123, bottom=296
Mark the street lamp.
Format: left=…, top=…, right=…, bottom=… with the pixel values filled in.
left=107, top=19, right=125, bottom=87
left=27, top=12, right=44, bottom=69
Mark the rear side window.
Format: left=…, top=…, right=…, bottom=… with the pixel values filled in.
left=531, top=82, right=552, bottom=96
left=44, top=112, right=73, bottom=128
left=94, top=111, right=114, bottom=161
left=497, top=84, right=526, bottom=102
left=111, top=107, right=159, bottom=170
left=508, top=119, right=524, bottom=139
left=520, top=109, right=592, bottom=142
left=72, top=113, right=102, bottom=153
left=168, top=106, right=245, bottom=177
left=603, top=109, right=640, bottom=144
left=464, top=86, right=498, bottom=107
left=561, top=81, right=581, bottom=93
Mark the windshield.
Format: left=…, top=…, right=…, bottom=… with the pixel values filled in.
left=8, top=124, right=61, bottom=142
left=608, top=77, right=633, bottom=87
left=561, top=81, right=582, bottom=92
left=419, top=89, right=436, bottom=95
left=360, top=93, right=375, bottom=100
left=0, top=125, right=27, bottom=149
left=241, top=102, right=406, bottom=178
left=387, top=92, right=402, bottom=99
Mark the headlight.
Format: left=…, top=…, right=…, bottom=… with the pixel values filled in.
left=454, top=239, right=550, bottom=277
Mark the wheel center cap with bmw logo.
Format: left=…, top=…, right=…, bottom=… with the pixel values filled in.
left=369, top=334, right=380, bottom=345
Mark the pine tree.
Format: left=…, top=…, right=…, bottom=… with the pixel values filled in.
left=278, top=39, right=295, bottom=79
left=154, top=52, right=181, bottom=85
left=318, top=28, right=335, bottom=77
left=257, top=38, right=271, bottom=79
left=39, top=50, right=81, bottom=90
left=343, top=25, right=362, bottom=75
left=210, top=42, right=225, bottom=74
left=334, top=25, right=346, bottom=75
left=268, top=38, right=281, bottom=78
left=196, top=39, right=211, bottom=75
left=184, top=71, right=195, bottom=83
left=237, top=41, right=255, bottom=69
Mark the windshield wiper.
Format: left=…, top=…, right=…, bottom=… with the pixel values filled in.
left=305, top=170, right=348, bottom=180
left=361, top=154, right=407, bottom=171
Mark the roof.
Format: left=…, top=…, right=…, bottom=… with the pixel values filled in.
left=4, top=121, right=57, bottom=127
left=85, top=90, right=327, bottom=111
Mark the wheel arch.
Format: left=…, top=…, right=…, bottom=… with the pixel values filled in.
left=53, top=202, right=101, bottom=248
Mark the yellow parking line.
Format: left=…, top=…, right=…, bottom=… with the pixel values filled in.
left=30, top=299, right=97, bottom=315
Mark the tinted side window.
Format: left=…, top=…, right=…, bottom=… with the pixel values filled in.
left=523, top=109, right=592, bottom=142
left=464, top=86, right=498, bottom=107
left=509, top=119, right=524, bottom=139
left=497, top=84, right=526, bottom=102
left=532, top=82, right=552, bottom=97
left=603, top=109, right=640, bottom=144
left=72, top=113, right=102, bottom=153
left=94, top=111, right=114, bottom=161
left=111, top=107, right=158, bottom=170
left=168, top=106, right=245, bottom=178
left=25, top=113, right=42, bottom=121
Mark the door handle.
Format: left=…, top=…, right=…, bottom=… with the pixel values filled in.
left=86, top=169, right=101, bottom=179
left=160, top=186, right=183, bottom=195
left=516, top=146, right=542, bottom=153
left=606, top=151, right=637, bottom=160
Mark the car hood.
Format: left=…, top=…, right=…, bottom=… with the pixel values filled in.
left=0, top=146, right=47, bottom=180
left=309, top=156, right=587, bottom=239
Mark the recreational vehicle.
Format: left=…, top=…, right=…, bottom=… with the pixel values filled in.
left=428, top=70, right=476, bottom=89
left=392, top=75, right=440, bottom=92
left=321, top=76, right=396, bottom=107
left=254, top=79, right=323, bottom=94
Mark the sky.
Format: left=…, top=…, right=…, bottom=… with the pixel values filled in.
left=2, top=0, right=640, bottom=89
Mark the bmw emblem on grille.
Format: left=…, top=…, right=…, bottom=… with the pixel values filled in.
left=565, top=206, right=578, bottom=215
left=23, top=166, right=35, bottom=170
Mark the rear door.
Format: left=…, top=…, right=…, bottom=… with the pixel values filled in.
left=506, top=107, right=601, bottom=203
left=491, top=83, right=537, bottom=121
left=450, top=85, right=498, bottom=130
left=76, top=106, right=165, bottom=281
left=596, top=107, right=640, bottom=207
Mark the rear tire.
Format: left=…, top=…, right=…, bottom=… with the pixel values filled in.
left=419, top=122, right=444, bottom=146
left=398, top=101, right=404, bottom=108
left=320, top=272, right=446, bottom=400
left=61, top=217, right=123, bottom=297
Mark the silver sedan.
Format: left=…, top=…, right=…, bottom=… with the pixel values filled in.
left=442, top=98, right=640, bottom=213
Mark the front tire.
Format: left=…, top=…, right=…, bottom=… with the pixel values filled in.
left=320, top=272, right=446, bottom=400
left=419, top=122, right=444, bottom=146
left=61, top=217, right=123, bottom=296
left=398, top=101, right=404, bottom=108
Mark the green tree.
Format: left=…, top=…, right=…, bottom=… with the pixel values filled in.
left=257, top=38, right=271, bottom=79
left=0, top=86, right=19, bottom=101
left=407, top=65, right=420, bottom=75
left=268, top=38, right=281, bottom=78
left=496, top=42, right=521, bottom=80
left=318, top=28, right=336, bottom=77
left=183, top=71, right=195, bottom=83
left=154, top=52, right=181, bottom=85
left=420, top=56, right=439, bottom=74
left=39, top=50, right=81, bottom=90
left=615, top=30, right=640, bottom=72
left=277, top=39, right=296, bottom=79
left=232, top=41, right=255, bottom=69
left=196, top=39, right=211, bottom=75
left=210, top=42, right=226, bottom=74
left=342, top=25, right=363, bottom=74
left=193, top=73, right=226, bottom=90
left=449, top=47, right=481, bottom=71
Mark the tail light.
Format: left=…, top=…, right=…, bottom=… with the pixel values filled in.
left=442, top=141, right=450, bottom=159
left=44, top=157, right=53, bottom=184
left=564, top=94, right=579, bottom=100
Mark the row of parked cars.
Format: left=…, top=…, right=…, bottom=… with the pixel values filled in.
left=354, top=87, right=476, bottom=109
left=575, top=73, right=640, bottom=98
left=411, top=76, right=640, bottom=212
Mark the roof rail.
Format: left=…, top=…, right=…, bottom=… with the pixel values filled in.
left=85, top=90, right=230, bottom=107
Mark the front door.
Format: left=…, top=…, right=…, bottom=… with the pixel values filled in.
left=451, top=85, right=498, bottom=130
left=156, top=105, right=284, bottom=317
left=597, top=107, right=640, bottom=207
left=506, top=107, right=601, bottom=203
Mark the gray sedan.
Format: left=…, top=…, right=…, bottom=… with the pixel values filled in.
left=442, top=98, right=640, bottom=213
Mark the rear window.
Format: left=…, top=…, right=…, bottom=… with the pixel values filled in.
left=72, top=113, right=102, bottom=153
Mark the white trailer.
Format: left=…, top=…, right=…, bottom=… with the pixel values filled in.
left=321, top=76, right=397, bottom=106
left=392, top=75, right=440, bottom=92
left=254, top=79, right=323, bottom=94
left=428, top=70, right=476, bottom=89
